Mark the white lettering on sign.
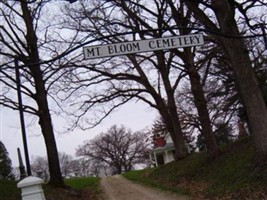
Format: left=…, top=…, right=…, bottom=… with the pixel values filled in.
left=83, top=34, right=204, bottom=59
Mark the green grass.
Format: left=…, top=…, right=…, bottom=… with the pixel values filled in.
left=3, top=138, right=267, bottom=199
left=45, top=177, right=101, bottom=200
left=123, top=137, right=267, bottom=199
left=0, top=176, right=101, bottom=200
left=44, top=177, right=101, bottom=200
left=65, top=176, right=100, bottom=190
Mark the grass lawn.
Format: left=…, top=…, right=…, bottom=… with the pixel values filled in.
left=123, top=137, right=267, bottom=199
left=0, top=176, right=101, bottom=200
left=44, top=177, right=102, bottom=200
left=64, top=176, right=100, bottom=190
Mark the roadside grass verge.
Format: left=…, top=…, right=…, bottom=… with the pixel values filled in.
left=0, top=176, right=101, bottom=200
left=45, top=177, right=101, bottom=200
left=123, top=137, right=267, bottom=199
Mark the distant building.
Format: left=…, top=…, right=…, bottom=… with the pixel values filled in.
left=151, top=133, right=175, bottom=166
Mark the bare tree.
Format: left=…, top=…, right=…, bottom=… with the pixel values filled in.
left=70, top=158, right=91, bottom=177
left=31, top=156, right=49, bottom=181
left=76, top=125, right=150, bottom=174
left=184, top=0, right=267, bottom=163
left=36, top=0, right=266, bottom=163
left=59, top=0, right=198, bottom=160
left=71, top=158, right=110, bottom=177
left=88, top=160, right=111, bottom=177
left=59, top=0, right=223, bottom=159
left=58, top=152, right=74, bottom=178
left=31, top=152, right=75, bottom=180
left=0, top=0, right=81, bottom=186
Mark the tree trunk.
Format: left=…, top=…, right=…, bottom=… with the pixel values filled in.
left=30, top=67, right=64, bottom=186
left=128, top=55, right=188, bottom=160
left=171, top=121, right=188, bottom=160
left=157, top=54, right=188, bottom=160
left=166, top=0, right=219, bottom=158
left=21, top=0, right=64, bottom=186
left=185, top=50, right=220, bottom=158
left=211, top=0, right=267, bottom=160
left=185, top=0, right=267, bottom=162
left=168, top=103, right=188, bottom=160
left=156, top=101, right=187, bottom=160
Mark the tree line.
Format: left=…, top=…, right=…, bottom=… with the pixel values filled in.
left=0, top=0, right=266, bottom=187
left=0, top=125, right=150, bottom=180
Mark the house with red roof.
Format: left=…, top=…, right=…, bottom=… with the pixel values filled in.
left=151, top=132, right=175, bottom=166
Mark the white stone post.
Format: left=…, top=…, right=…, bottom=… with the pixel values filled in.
left=17, top=176, right=46, bottom=200
left=153, top=152, right=158, bottom=167
left=164, top=150, right=169, bottom=163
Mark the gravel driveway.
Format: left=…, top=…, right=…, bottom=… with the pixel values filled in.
left=100, top=175, right=190, bottom=200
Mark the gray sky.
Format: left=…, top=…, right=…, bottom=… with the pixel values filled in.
left=1, top=101, right=156, bottom=167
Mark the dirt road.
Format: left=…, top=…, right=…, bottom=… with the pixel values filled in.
left=100, top=175, right=190, bottom=200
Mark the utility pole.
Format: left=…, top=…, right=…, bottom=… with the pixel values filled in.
left=15, top=58, right=32, bottom=176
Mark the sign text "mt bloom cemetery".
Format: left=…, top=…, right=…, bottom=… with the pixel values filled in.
left=83, top=33, right=204, bottom=59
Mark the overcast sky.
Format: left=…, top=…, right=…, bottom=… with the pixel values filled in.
left=1, top=101, right=156, bottom=167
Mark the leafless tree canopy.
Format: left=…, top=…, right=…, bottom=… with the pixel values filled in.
left=31, top=152, right=78, bottom=179
left=31, top=156, right=49, bottom=181
left=76, top=125, right=151, bottom=174
left=0, top=0, right=87, bottom=185
left=1, top=0, right=267, bottom=177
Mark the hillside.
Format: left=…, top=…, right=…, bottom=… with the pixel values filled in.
left=124, top=137, right=267, bottom=199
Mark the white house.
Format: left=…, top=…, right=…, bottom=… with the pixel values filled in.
left=152, top=133, right=175, bottom=166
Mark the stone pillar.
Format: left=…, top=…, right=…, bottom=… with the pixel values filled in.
left=17, top=176, right=46, bottom=200
left=164, top=150, right=169, bottom=163
left=153, top=152, right=158, bottom=167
